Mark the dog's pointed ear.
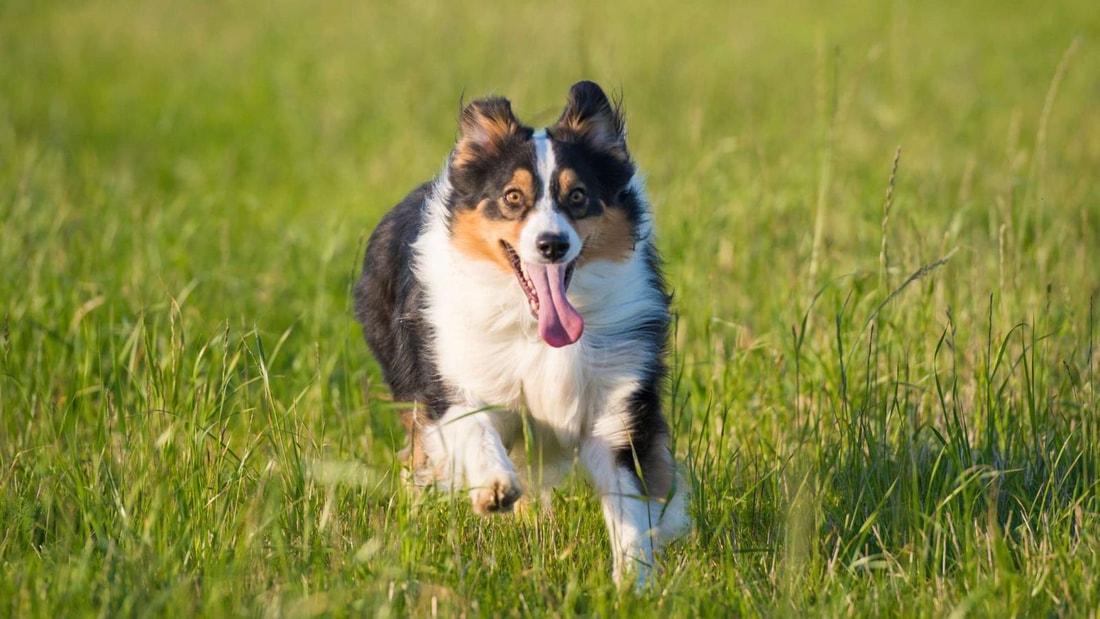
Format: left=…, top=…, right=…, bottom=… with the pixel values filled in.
left=551, top=81, right=628, bottom=159
left=453, top=97, right=524, bottom=167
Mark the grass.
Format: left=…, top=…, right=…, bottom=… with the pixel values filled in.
left=2, top=0, right=1099, bottom=615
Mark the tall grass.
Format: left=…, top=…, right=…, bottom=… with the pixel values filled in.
left=2, top=0, right=1098, bottom=615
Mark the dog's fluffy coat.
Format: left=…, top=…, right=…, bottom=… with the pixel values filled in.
left=354, top=81, right=688, bottom=585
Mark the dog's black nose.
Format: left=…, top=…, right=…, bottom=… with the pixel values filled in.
left=535, top=232, right=570, bottom=262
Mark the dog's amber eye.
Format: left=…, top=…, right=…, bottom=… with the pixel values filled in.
left=503, top=189, right=524, bottom=206
left=568, top=188, right=587, bottom=205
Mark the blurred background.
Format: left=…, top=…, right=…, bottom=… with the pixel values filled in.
left=3, top=0, right=1096, bottom=336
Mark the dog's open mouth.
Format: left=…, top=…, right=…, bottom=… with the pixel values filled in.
left=501, top=240, right=584, bottom=348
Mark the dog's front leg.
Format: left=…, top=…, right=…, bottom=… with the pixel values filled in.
left=421, top=404, right=522, bottom=514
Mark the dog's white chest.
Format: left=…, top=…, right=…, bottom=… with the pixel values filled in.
left=433, top=311, right=595, bottom=444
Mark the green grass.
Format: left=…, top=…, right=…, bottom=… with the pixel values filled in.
left=2, top=0, right=1099, bottom=615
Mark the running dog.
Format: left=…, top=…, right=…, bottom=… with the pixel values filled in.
left=354, top=81, right=688, bottom=585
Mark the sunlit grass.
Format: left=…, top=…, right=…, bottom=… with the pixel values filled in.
left=2, top=0, right=1098, bottom=616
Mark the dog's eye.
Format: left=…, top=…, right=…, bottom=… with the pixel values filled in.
left=568, top=188, right=587, bottom=205
left=503, top=189, right=524, bottom=206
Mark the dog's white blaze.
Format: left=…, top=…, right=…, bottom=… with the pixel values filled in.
left=533, top=129, right=555, bottom=193
left=517, top=210, right=581, bottom=265
left=519, top=130, right=581, bottom=265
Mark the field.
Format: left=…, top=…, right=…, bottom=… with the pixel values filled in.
left=2, top=0, right=1099, bottom=616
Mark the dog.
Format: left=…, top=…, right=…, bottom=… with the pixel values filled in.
left=354, top=81, right=688, bottom=586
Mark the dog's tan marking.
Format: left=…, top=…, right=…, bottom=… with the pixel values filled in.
left=557, top=168, right=597, bottom=219
left=577, top=205, right=635, bottom=264
left=557, top=168, right=580, bottom=194
left=554, top=98, right=628, bottom=160
left=505, top=169, right=536, bottom=211
left=398, top=407, right=427, bottom=472
left=453, top=100, right=524, bottom=168
left=451, top=205, right=524, bottom=274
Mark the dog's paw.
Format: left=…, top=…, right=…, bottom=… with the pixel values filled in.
left=469, top=472, right=522, bottom=515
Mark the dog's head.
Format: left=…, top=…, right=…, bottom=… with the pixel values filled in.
left=445, top=81, right=644, bottom=348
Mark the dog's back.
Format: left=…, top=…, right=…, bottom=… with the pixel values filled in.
left=355, top=183, right=449, bottom=413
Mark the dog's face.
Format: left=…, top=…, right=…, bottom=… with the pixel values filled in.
left=445, top=81, right=644, bottom=348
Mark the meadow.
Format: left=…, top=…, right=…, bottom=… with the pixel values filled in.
left=2, top=0, right=1099, bottom=616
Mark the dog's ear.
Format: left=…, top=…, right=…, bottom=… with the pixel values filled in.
left=453, top=97, right=524, bottom=167
left=551, top=81, right=628, bottom=160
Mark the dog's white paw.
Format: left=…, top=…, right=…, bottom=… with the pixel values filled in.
left=468, top=470, right=522, bottom=514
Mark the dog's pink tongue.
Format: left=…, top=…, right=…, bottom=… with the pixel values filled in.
left=525, top=261, right=584, bottom=348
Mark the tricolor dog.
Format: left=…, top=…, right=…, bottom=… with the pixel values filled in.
left=354, top=81, right=688, bottom=585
